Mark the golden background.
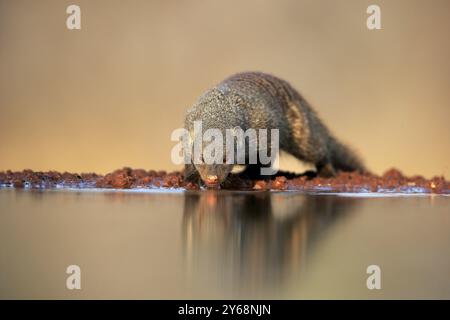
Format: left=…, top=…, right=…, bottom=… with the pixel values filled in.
left=0, top=0, right=449, bottom=178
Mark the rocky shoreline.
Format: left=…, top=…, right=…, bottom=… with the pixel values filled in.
left=1, top=168, right=448, bottom=194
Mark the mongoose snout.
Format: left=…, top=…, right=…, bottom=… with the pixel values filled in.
left=205, top=175, right=219, bottom=188
left=184, top=72, right=365, bottom=187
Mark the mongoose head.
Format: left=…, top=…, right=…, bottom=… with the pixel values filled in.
left=193, top=158, right=234, bottom=188
left=186, top=131, right=236, bottom=189
left=185, top=88, right=246, bottom=188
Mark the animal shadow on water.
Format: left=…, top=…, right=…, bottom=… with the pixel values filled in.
left=181, top=191, right=360, bottom=295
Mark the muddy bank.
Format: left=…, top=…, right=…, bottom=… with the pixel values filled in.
left=0, top=168, right=448, bottom=194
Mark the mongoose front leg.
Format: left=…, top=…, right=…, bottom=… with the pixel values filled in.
left=239, top=164, right=263, bottom=180
left=183, top=163, right=200, bottom=182
left=239, top=163, right=274, bottom=180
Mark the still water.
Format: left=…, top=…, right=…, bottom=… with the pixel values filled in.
left=0, top=189, right=449, bottom=299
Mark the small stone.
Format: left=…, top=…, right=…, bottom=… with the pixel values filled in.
left=272, top=176, right=287, bottom=190
left=13, top=180, right=24, bottom=188
left=253, top=180, right=267, bottom=190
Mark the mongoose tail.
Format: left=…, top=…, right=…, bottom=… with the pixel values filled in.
left=327, top=137, right=366, bottom=176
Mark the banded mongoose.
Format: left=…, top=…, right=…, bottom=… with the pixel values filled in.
left=184, top=72, right=365, bottom=188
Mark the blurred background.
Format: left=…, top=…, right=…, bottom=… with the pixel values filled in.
left=0, top=0, right=449, bottom=178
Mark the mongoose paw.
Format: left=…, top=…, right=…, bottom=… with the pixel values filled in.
left=183, top=164, right=200, bottom=182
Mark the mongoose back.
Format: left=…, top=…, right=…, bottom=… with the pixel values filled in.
left=184, top=72, right=365, bottom=187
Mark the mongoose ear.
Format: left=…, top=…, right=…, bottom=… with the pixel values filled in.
left=183, top=163, right=199, bottom=182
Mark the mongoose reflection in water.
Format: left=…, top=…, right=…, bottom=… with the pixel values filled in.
left=184, top=72, right=365, bottom=188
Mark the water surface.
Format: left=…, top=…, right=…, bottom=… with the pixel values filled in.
left=0, top=189, right=449, bottom=299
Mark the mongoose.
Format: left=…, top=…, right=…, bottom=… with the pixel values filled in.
left=184, top=72, right=365, bottom=188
